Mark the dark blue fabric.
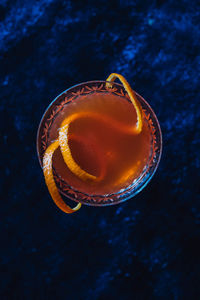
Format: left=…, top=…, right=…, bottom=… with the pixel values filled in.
left=1, top=0, right=200, bottom=299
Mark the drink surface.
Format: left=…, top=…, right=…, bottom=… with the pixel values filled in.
left=48, top=92, right=152, bottom=195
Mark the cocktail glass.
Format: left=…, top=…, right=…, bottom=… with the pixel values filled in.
left=37, top=80, right=162, bottom=206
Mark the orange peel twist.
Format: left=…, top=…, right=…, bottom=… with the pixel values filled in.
left=106, top=73, right=142, bottom=134
left=42, top=73, right=143, bottom=214
left=43, top=140, right=82, bottom=214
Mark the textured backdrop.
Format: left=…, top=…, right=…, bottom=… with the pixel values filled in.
left=1, top=0, right=200, bottom=299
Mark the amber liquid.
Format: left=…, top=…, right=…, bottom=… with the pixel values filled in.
left=49, top=93, right=152, bottom=195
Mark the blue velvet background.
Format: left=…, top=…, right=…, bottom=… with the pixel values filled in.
left=1, top=0, right=200, bottom=299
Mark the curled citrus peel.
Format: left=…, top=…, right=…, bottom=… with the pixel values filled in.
left=43, top=140, right=82, bottom=214
left=106, top=73, right=142, bottom=134
left=42, top=73, right=143, bottom=214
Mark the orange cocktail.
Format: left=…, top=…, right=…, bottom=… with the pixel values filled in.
left=37, top=74, right=162, bottom=214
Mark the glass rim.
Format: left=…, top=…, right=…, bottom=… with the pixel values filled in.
left=36, top=80, right=162, bottom=206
